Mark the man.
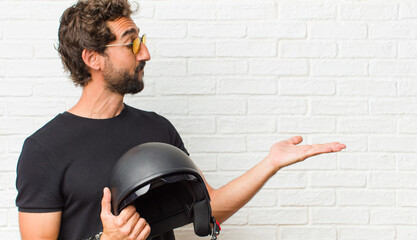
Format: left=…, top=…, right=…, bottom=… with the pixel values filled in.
left=15, top=0, right=346, bottom=240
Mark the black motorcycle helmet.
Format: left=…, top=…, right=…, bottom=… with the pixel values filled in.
left=110, top=142, right=220, bottom=239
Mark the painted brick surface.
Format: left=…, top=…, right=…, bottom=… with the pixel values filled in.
left=2, top=1, right=417, bottom=239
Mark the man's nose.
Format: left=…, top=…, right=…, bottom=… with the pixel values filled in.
left=136, top=43, right=151, bottom=62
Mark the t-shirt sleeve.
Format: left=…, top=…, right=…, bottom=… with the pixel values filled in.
left=16, top=137, right=64, bottom=213
left=159, top=116, right=189, bottom=156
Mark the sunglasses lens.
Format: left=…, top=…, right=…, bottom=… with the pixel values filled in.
left=142, top=34, right=146, bottom=45
left=132, top=38, right=140, bottom=54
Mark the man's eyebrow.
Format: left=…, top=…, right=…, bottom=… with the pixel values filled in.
left=121, top=28, right=139, bottom=39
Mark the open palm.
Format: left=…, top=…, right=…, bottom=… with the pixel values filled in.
left=267, top=136, right=346, bottom=171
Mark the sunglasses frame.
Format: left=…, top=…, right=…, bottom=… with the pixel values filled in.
left=105, top=34, right=146, bottom=55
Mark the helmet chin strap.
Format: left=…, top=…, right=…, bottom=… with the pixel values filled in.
left=211, top=217, right=221, bottom=240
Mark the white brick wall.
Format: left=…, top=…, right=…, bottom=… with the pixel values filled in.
left=2, top=0, right=417, bottom=239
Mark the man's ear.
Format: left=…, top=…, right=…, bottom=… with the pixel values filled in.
left=81, top=49, right=102, bottom=71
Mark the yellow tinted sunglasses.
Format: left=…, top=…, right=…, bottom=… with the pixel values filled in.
left=105, top=34, right=146, bottom=55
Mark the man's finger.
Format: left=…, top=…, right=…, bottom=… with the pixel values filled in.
left=285, top=136, right=303, bottom=145
left=101, top=187, right=112, bottom=216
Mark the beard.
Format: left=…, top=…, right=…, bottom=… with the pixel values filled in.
left=103, top=60, right=146, bottom=95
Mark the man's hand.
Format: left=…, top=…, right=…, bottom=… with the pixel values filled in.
left=100, top=187, right=151, bottom=240
left=267, top=136, right=346, bottom=172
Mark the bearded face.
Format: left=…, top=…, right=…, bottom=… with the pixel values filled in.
left=103, top=59, right=146, bottom=95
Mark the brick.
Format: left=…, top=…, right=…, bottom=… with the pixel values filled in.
left=370, top=22, right=417, bottom=39
left=210, top=227, right=276, bottom=240
left=189, top=60, right=247, bottom=75
left=309, top=22, right=367, bottom=39
left=0, top=80, right=33, bottom=97
left=371, top=208, right=417, bottom=225
left=156, top=41, right=215, bottom=57
left=146, top=60, right=187, bottom=77
left=310, top=172, right=366, bottom=187
left=0, top=174, right=5, bottom=190
left=399, top=117, right=417, bottom=133
left=133, top=2, right=154, bottom=19
left=370, top=136, right=417, bottom=153
left=188, top=136, right=246, bottom=153
left=264, top=172, right=306, bottom=189
left=218, top=153, right=265, bottom=171
left=138, top=23, right=186, bottom=39
left=203, top=172, right=244, bottom=189
left=398, top=191, right=417, bottom=207
left=278, top=117, right=336, bottom=134
left=0, top=210, right=5, bottom=226
left=0, top=2, right=31, bottom=19
left=190, top=154, right=217, bottom=172
left=156, top=2, right=216, bottom=20
left=338, top=117, right=396, bottom=133
left=398, top=79, right=417, bottom=96
left=278, top=190, right=335, bottom=206
left=249, top=59, right=308, bottom=76
left=398, top=153, right=417, bottom=170
left=34, top=79, right=81, bottom=97
left=217, top=40, right=277, bottom=57
left=0, top=118, right=33, bottom=135
left=0, top=60, right=5, bottom=77
left=7, top=59, right=64, bottom=77
left=338, top=227, right=396, bottom=240
left=156, top=77, right=215, bottom=95
left=0, top=155, right=18, bottom=172
left=280, top=41, right=337, bottom=58
left=222, top=210, right=248, bottom=225
left=340, top=153, right=395, bottom=170
left=312, top=99, right=368, bottom=115
left=279, top=3, right=336, bottom=20
left=219, top=77, right=277, bottom=95
left=189, top=97, right=246, bottom=115
left=4, top=20, right=58, bottom=40
left=248, top=22, right=306, bottom=39
left=397, top=227, right=417, bottom=240
left=311, top=60, right=368, bottom=76
left=312, top=208, right=369, bottom=224
left=399, top=40, right=417, bottom=58
left=8, top=208, right=18, bottom=227
left=7, top=136, right=26, bottom=153
left=371, top=99, right=417, bottom=114
left=189, top=23, right=246, bottom=38
left=370, top=60, right=417, bottom=76
left=279, top=78, right=335, bottom=96
left=126, top=98, right=188, bottom=115
left=338, top=190, right=395, bottom=206
left=169, top=117, right=215, bottom=134
left=312, top=135, right=367, bottom=152
left=31, top=2, right=70, bottom=20
left=249, top=208, right=307, bottom=224
left=285, top=154, right=337, bottom=171
left=34, top=40, right=62, bottom=59
left=400, top=3, right=417, bottom=19
left=247, top=134, right=295, bottom=152
left=0, top=40, right=33, bottom=59
left=218, top=1, right=276, bottom=20
left=246, top=190, right=276, bottom=207
left=0, top=230, right=20, bottom=239
left=218, top=116, right=276, bottom=134
left=339, top=41, right=396, bottom=58
left=248, top=97, right=307, bottom=115
left=337, top=79, right=396, bottom=97
left=370, top=172, right=417, bottom=188
left=341, top=4, right=398, bottom=20
left=280, top=226, right=336, bottom=240
left=6, top=172, right=15, bottom=190
left=7, top=100, right=66, bottom=117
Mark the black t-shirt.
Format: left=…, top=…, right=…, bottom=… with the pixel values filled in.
left=16, top=104, right=188, bottom=240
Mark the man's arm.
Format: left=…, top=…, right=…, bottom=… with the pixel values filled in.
left=205, top=136, right=346, bottom=224
left=19, top=211, right=61, bottom=240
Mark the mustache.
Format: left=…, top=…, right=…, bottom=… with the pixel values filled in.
left=136, top=61, right=146, bottom=72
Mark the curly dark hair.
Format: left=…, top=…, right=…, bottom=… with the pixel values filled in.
left=58, top=0, right=135, bottom=86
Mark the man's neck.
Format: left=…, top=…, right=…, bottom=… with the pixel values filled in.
left=68, top=81, right=125, bottom=119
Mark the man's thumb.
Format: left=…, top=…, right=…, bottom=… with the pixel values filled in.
left=101, top=187, right=112, bottom=215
